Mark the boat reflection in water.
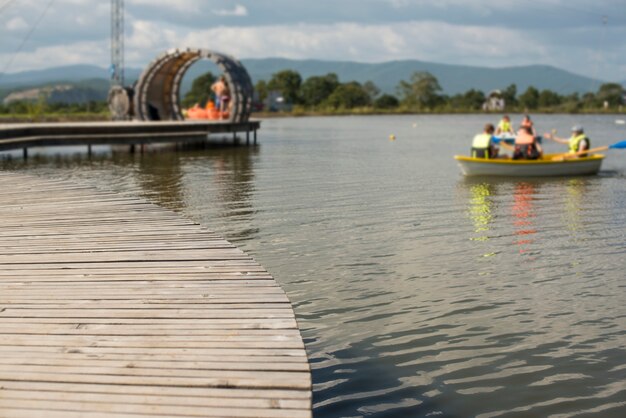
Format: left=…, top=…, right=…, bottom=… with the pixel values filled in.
left=463, top=179, right=541, bottom=257
left=461, top=177, right=595, bottom=260
left=563, top=178, right=590, bottom=236
left=511, top=182, right=538, bottom=255
left=467, top=182, right=496, bottom=242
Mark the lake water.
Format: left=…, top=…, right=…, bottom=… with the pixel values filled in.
left=2, top=114, right=626, bottom=418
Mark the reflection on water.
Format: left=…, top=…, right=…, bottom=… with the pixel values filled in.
left=512, top=182, right=537, bottom=254
left=563, top=178, right=589, bottom=235
left=468, top=183, right=495, bottom=242
left=134, top=150, right=185, bottom=210
left=0, top=144, right=260, bottom=242
left=2, top=115, right=626, bottom=418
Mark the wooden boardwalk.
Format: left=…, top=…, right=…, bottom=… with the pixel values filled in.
left=0, top=172, right=311, bottom=418
left=0, top=120, right=261, bottom=153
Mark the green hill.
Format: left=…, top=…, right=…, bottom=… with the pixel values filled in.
left=241, top=58, right=605, bottom=95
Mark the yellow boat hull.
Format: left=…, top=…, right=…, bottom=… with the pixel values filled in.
left=454, top=154, right=604, bottom=177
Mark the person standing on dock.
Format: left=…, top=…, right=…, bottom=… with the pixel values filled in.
left=211, top=76, right=227, bottom=110
left=211, top=76, right=231, bottom=118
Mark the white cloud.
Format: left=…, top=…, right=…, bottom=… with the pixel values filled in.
left=213, top=5, right=248, bottom=17
left=179, top=21, right=526, bottom=64
left=127, top=0, right=199, bottom=12
left=126, top=20, right=180, bottom=52
left=6, top=17, right=28, bottom=31
left=1, top=1, right=625, bottom=82
left=174, top=20, right=626, bottom=81
left=0, top=40, right=110, bottom=73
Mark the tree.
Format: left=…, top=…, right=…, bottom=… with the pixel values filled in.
left=374, top=94, right=399, bottom=109
left=300, top=73, right=339, bottom=107
left=324, top=82, right=371, bottom=109
left=581, top=92, right=597, bottom=108
left=538, top=89, right=561, bottom=108
left=181, top=71, right=216, bottom=108
left=362, top=81, right=380, bottom=101
left=267, top=70, right=302, bottom=105
left=596, top=83, right=625, bottom=107
left=460, top=89, right=485, bottom=110
left=396, top=71, right=443, bottom=109
left=561, top=92, right=581, bottom=112
left=255, top=80, right=269, bottom=103
left=502, top=84, right=518, bottom=108
left=518, top=86, right=539, bottom=110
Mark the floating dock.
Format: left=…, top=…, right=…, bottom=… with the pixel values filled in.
left=0, top=120, right=261, bottom=155
left=0, top=172, right=311, bottom=418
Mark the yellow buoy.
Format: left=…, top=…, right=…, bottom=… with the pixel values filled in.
left=389, top=134, right=396, bottom=141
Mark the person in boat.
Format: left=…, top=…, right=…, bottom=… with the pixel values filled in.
left=520, top=114, right=537, bottom=137
left=471, top=123, right=499, bottom=159
left=495, top=115, right=514, bottom=136
left=544, top=125, right=590, bottom=157
left=513, top=126, right=542, bottom=160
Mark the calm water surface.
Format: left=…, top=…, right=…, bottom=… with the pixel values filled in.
left=2, top=114, right=626, bottom=417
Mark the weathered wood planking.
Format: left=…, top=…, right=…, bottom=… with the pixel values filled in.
left=0, top=172, right=311, bottom=418
left=0, top=120, right=261, bottom=152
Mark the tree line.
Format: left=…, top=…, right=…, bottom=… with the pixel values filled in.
left=1, top=69, right=624, bottom=117
left=253, top=69, right=626, bottom=113
left=0, top=99, right=108, bottom=118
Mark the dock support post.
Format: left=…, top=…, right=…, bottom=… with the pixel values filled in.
left=254, top=129, right=257, bottom=145
left=233, top=131, right=239, bottom=146
left=87, top=144, right=92, bottom=157
left=246, top=129, right=250, bottom=145
left=129, top=144, right=135, bottom=154
left=23, top=148, right=28, bottom=159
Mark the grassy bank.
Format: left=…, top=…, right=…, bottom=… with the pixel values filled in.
left=1, top=108, right=625, bottom=123
left=0, top=112, right=110, bottom=123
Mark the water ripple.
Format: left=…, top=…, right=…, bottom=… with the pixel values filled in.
left=3, top=115, right=626, bottom=417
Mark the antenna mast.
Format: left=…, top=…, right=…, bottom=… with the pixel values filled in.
left=110, top=0, right=124, bottom=86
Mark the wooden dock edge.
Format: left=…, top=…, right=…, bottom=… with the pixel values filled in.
left=0, top=120, right=261, bottom=152
left=0, top=171, right=311, bottom=418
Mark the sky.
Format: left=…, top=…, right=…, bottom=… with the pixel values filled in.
left=1, top=0, right=626, bottom=82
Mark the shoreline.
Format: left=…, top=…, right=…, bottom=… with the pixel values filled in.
left=1, top=110, right=625, bottom=123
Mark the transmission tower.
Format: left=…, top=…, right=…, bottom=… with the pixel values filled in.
left=110, top=0, right=124, bottom=87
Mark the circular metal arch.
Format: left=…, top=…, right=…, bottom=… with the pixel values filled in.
left=133, top=48, right=253, bottom=123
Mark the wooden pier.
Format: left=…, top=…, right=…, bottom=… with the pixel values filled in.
left=0, top=120, right=261, bottom=155
left=0, top=172, right=311, bottom=418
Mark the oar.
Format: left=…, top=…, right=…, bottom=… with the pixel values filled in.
left=492, top=136, right=515, bottom=151
left=551, top=140, right=626, bottom=161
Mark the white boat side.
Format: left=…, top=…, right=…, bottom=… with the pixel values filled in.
left=454, top=154, right=604, bottom=177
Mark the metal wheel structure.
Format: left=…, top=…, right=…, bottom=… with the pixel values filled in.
left=132, top=48, right=253, bottom=123
left=107, top=85, right=133, bottom=120
left=110, top=0, right=124, bottom=87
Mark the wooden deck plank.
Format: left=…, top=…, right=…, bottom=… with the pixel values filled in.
left=0, top=380, right=312, bottom=399
left=0, top=172, right=311, bottom=417
left=0, top=389, right=310, bottom=410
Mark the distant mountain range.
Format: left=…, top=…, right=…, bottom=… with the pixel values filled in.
left=0, top=58, right=621, bottom=104
left=241, top=58, right=614, bottom=96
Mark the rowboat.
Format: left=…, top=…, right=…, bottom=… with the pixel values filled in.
left=454, top=154, right=604, bottom=177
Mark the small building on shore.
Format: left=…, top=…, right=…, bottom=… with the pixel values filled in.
left=483, top=90, right=505, bottom=111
